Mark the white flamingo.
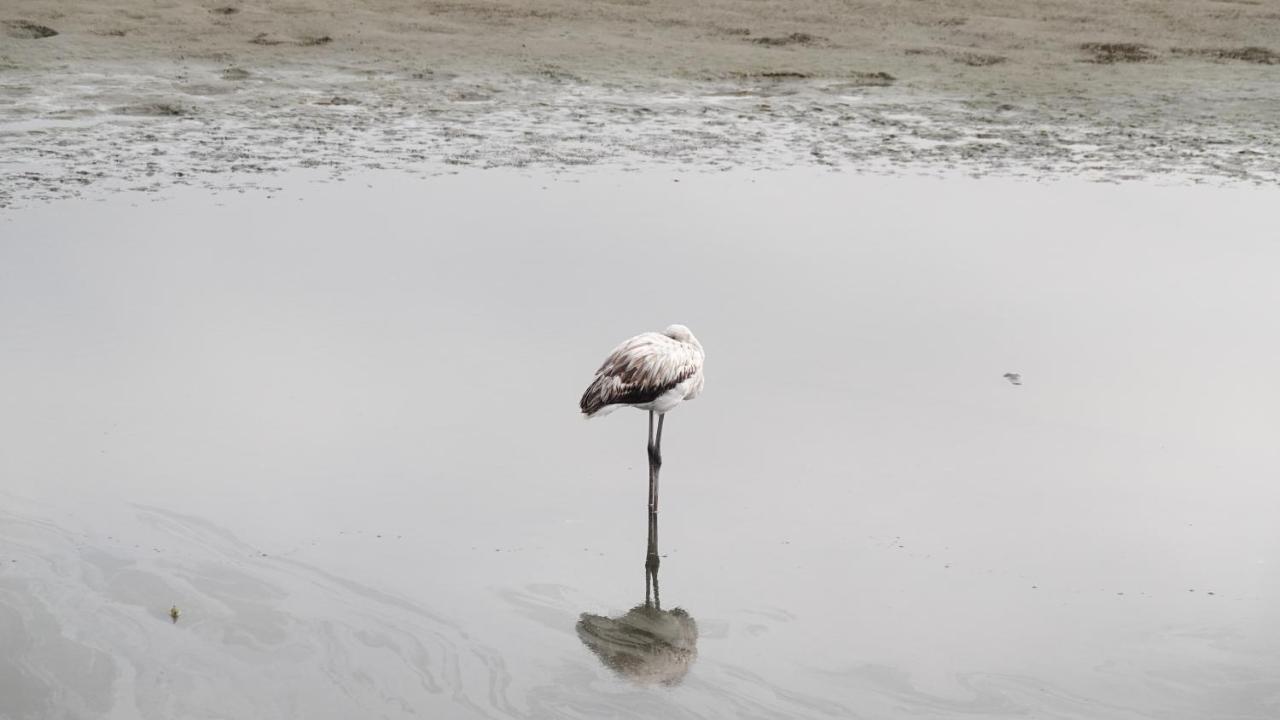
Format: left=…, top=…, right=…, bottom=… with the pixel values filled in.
left=580, top=325, right=705, bottom=513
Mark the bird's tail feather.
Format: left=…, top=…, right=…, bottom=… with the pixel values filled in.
left=583, top=404, right=617, bottom=419
left=580, top=375, right=612, bottom=417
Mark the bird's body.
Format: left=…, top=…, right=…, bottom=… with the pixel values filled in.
left=580, top=326, right=705, bottom=418
left=580, top=325, right=705, bottom=513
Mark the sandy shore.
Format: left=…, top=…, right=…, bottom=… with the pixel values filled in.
left=2, top=0, right=1279, bottom=202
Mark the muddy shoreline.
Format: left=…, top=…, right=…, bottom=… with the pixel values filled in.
left=3, top=0, right=1280, bottom=204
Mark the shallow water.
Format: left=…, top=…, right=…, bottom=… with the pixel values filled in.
left=2, top=169, right=1279, bottom=719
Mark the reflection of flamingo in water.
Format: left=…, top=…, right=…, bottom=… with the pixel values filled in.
left=579, top=325, right=705, bottom=513
left=575, top=513, right=698, bottom=686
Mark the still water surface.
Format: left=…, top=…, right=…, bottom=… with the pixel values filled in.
left=1, top=170, right=1278, bottom=719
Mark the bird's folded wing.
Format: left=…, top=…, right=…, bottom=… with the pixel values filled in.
left=580, top=334, right=700, bottom=413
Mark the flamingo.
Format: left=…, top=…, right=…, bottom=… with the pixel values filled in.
left=579, top=325, right=705, bottom=513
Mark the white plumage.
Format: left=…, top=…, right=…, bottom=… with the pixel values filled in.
left=579, top=325, right=705, bottom=418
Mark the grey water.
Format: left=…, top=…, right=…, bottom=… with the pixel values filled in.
left=1, top=169, right=1278, bottom=719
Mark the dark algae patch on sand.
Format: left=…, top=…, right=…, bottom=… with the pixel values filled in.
left=1172, top=46, right=1280, bottom=64
left=4, top=20, right=58, bottom=38
left=250, top=33, right=332, bottom=46
left=905, top=48, right=1006, bottom=66
left=847, top=70, right=895, bottom=85
left=116, top=102, right=189, bottom=117
left=752, top=71, right=811, bottom=79
left=752, top=33, right=823, bottom=47
left=953, top=52, right=1007, bottom=67
left=1080, top=42, right=1157, bottom=63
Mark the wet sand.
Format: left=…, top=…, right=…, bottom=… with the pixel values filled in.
left=2, top=169, right=1278, bottom=718
left=2, top=0, right=1280, bottom=204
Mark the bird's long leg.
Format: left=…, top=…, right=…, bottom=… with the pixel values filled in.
left=645, top=511, right=659, bottom=607
left=651, top=413, right=665, bottom=512
left=647, top=411, right=657, bottom=513
left=646, top=510, right=660, bottom=568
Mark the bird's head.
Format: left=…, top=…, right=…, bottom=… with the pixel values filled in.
left=663, top=324, right=698, bottom=345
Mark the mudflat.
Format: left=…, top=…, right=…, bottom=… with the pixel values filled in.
left=1, top=0, right=1278, bottom=199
